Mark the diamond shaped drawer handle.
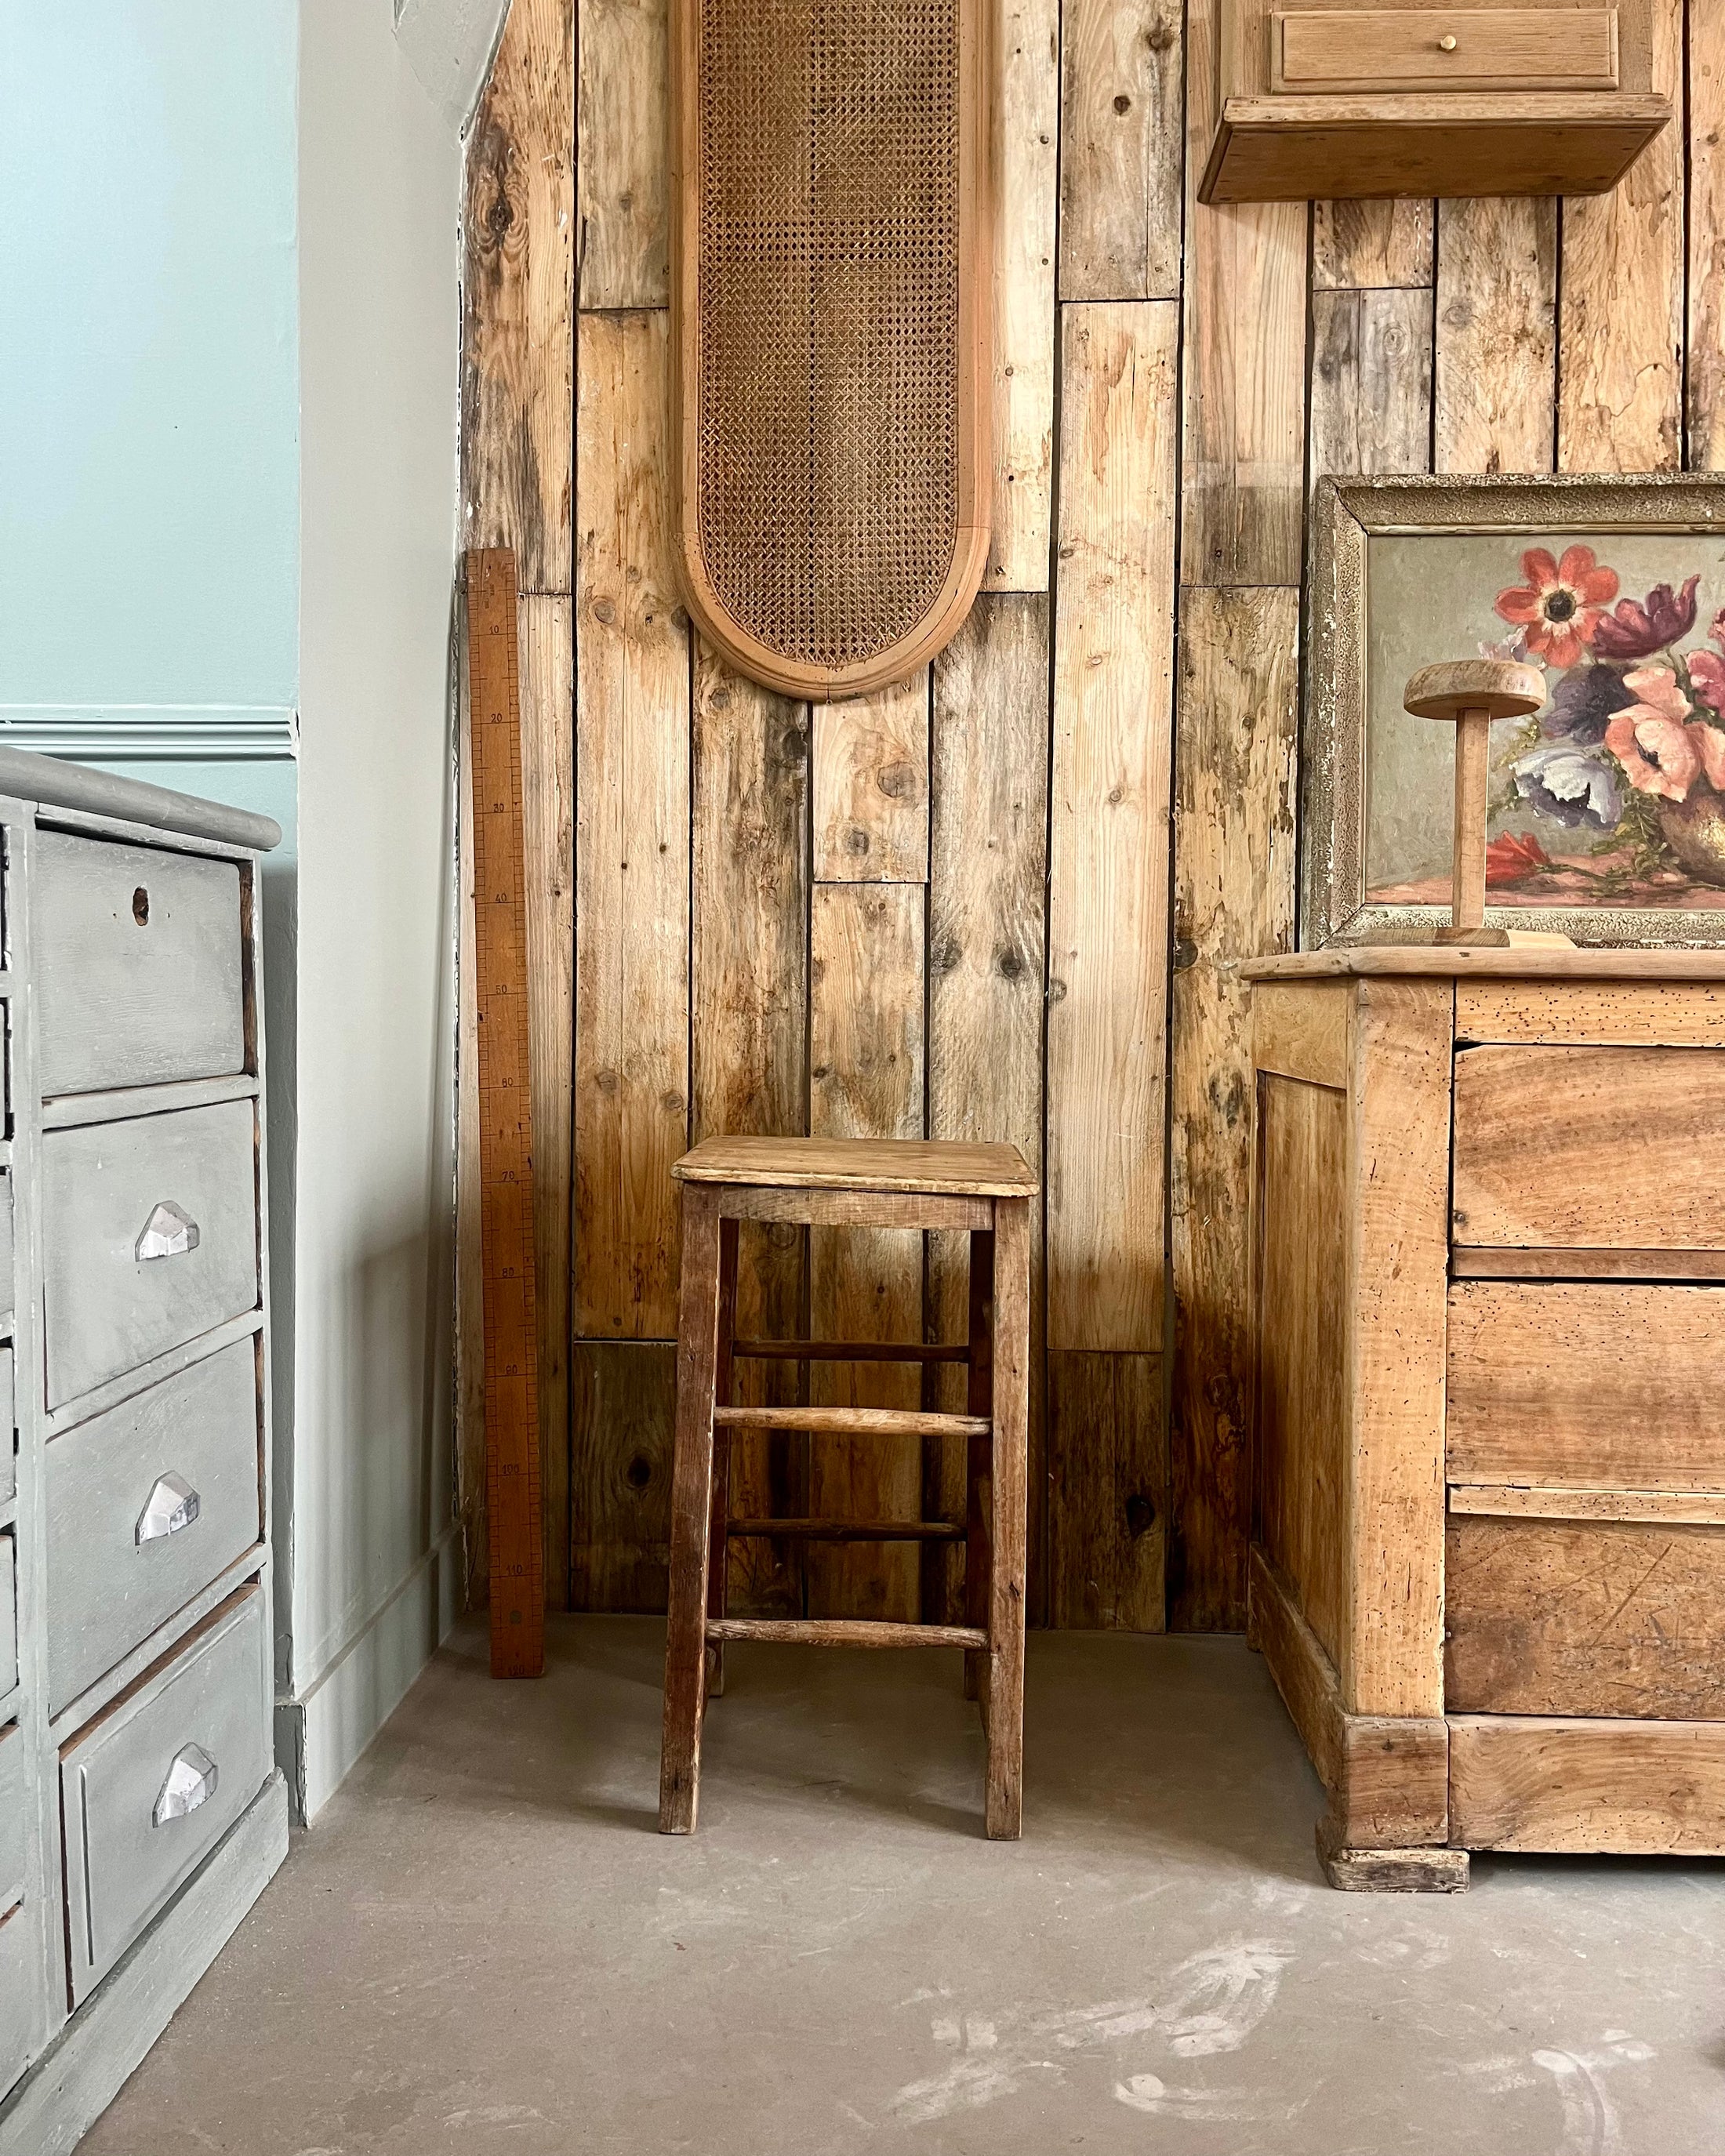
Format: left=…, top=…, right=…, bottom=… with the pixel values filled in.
left=136, top=1201, right=200, bottom=1262
left=136, top=1472, right=201, bottom=1545
left=152, top=1743, right=219, bottom=1827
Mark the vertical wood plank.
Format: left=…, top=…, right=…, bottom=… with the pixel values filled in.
left=519, top=595, right=575, bottom=1607
left=812, top=676, right=931, bottom=884
left=1312, top=200, right=1433, bottom=291
left=570, top=1340, right=677, bottom=1610
left=1048, top=300, right=1177, bottom=1352
left=928, top=595, right=1050, bottom=1621
left=1168, top=586, right=1299, bottom=1632
left=691, top=644, right=809, bottom=1614
left=808, top=883, right=926, bottom=1620
left=1048, top=1350, right=1166, bottom=1628
left=1346, top=981, right=1452, bottom=1718
left=456, top=642, right=488, bottom=1607
left=463, top=0, right=576, bottom=592
left=1309, top=288, right=1434, bottom=488
left=577, top=0, right=669, bottom=308
left=984, top=1193, right=1032, bottom=1837
left=574, top=310, right=690, bottom=1340
left=1434, top=198, right=1557, bottom=474
left=1690, top=0, right=1725, bottom=469
left=1058, top=0, right=1184, bottom=303
left=1558, top=0, right=1684, bottom=474
left=1180, top=0, right=1307, bottom=584
left=989, top=0, right=1059, bottom=591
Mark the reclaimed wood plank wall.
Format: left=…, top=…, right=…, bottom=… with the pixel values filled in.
left=461, top=0, right=1722, bottom=1631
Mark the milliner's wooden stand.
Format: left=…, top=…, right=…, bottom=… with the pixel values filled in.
left=1245, top=946, right=1725, bottom=1889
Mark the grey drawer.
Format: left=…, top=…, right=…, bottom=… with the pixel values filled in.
left=42, top=1099, right=258, bottom=1409
left=62, top=1584, right=268, bottom=2002
left=0, top=1171, right=14, bottom=1334
left=0, top=1348, right=13, bottom=1506
left=34, top=831, right=245, bottom=1098
left=47, top=1341, right=261, bottom=1711
left=0, top=1722, right=42, bottom=2100
left=0, top=1533, right=14, bottom=1708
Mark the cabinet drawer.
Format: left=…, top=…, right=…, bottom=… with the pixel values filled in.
left=41, top=1099, right=258, bottom=1410
left=1452, top=1046, right=1725, bottom=1256
left=1447, top=1512, right=1725, bottom=1719
left=0, top=1349, right=13, bottom=1507
left=0, top=1534, right=14, bottom=1708
left=0, top=1171, right=15, bottom=1334
left=46, top=1341, right=261, bottom=1711
left=0, top=1722, right=42, bottom=2100
left=1272, top=8, right=1619, bottom=93
left=34, top=831, right=245, bottom=1098
left=1448, top=1282, right=1725, bottom=1487
left=61, top=1584, right=268, bottom=2003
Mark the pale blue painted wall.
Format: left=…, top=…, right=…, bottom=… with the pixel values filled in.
left=0, top=2, right=300, bottom=729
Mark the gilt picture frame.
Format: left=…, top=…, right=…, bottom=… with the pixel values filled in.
left=1305, top=474, right=1725, bottom=949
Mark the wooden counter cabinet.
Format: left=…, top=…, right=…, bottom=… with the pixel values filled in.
left=1243, top=947, right=1725, bottom=1890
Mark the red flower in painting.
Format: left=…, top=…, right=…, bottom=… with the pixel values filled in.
left=1606, top=706, right=1702, bottom=801
left=1484, top=832, right=1553, bottom=887
left=1591, top=575, right=1701, bottom=661
left=1495, top=546, right=1620, bottom=669
left=1689, top=648, right=1725, bottom=713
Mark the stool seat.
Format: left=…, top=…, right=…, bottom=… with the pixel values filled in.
left=673, top=1134, right=1036, bottom=1196
left=658, top=1134, right=1035, bottom=1841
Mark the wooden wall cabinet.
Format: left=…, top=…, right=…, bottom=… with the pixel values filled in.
left=1245, top=949, right=1725, bottom=1890
left=1200, top=0, right=1670, bottom=203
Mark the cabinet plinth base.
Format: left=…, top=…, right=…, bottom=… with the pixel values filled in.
left=1316, top=1814, right=1470, bottom=1893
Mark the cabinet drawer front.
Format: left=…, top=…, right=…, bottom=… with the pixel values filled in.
left=0, top=1724, right=24, bottom=1909
left=34, top=832, right=245, bottom=1098
left=1448, top=1282, right=1725, bottom=1487
left=0, top=1534, right=14, bottom=1709
left=0, top=1349, right=13, bottom=1508
left=1453, top=1045, right=1725, bottom=1254
left=0, top=1171, right=15, bottom=1334
left=0, top=1725, right=42, bottom=2100
left=1273, top=7, right=1618, bottom=92
left=46, top=1341, right=261, bottom=1711
left=62, top=1585, right=268, bottom=2002
left=1447, top=1514, right=1725, bottom=1718
left=42, top=1100, right=258, bottom=1409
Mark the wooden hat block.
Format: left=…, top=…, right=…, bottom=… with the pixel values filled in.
left=1401, top=659, right=1571, bottom=949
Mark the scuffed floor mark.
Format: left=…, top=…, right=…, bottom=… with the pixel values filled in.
left=888, top=1940, right=1295, bottom=2125
left=1533, top=2036, right=1654, bottom=2156
left=1113, top=2072, right=1257, bottom=2121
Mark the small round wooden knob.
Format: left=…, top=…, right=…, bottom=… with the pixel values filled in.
left=1404, top=659, right=1545, bottom=723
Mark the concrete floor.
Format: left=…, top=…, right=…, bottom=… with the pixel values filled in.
left=83, top=1617, right=1723, bottom=2156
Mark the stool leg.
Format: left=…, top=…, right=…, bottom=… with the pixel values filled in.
left=705, top=1218, right=739, bottom=1702
left=985, top=1196, right=1030, bottom=1842
left=659, top=1188, right=724, bottom=1833
left=963, top=1229, right=994, bottom=1708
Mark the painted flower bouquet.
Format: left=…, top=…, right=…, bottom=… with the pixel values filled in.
left=1491, top=546, right=1725, bottom=889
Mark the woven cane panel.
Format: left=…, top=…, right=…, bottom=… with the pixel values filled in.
left=695, top=0, right=961, bottom=673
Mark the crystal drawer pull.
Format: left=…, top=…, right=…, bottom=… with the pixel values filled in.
left=136, top=1201, right=200, bottom=1262
left=136, top=1472, right=201, bottom=1544
left=152, top=1744, right=218, bottom=1827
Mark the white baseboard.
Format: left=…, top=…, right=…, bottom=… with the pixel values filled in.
left=276, top=1525, right=461, bottom=1822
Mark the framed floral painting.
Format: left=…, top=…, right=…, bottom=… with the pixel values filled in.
left=1304, top=474, right=1725, bottom=947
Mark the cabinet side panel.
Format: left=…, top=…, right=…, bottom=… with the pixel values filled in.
left=1255, top=1071, right=1349, bottom=1668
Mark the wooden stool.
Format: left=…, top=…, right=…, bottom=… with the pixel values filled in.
left=658, top=1137, right=1036, bottom=1840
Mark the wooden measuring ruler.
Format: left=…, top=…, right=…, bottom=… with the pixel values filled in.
left=465, top=548, right=546, bottom=1678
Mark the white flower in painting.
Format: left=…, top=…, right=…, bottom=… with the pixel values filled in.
left=1512, top=742, right=1622, bottom=831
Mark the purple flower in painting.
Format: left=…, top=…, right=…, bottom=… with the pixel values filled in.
left=1591, top=575, right=1701, bottom=661
left=1544, top=662, right=1636, bottom=745
left=1512, top=742, right=1622, bottom=829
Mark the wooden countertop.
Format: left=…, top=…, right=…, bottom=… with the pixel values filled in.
left=1241, top=946, right=1725, bottom=982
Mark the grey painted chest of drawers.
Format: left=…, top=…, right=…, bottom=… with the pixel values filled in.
left=0, top=750, right=287, bottom=2154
